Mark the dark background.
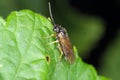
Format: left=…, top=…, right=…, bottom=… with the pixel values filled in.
left=69, top=1, right=120, bottom=79
left=70, top=0, right=120, bottom=69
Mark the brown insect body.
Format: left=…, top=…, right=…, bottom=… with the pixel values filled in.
left=53, top=25, right=75, bottom=63
left=48, top=2, right=75, bottom=63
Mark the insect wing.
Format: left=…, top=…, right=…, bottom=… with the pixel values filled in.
left=59, top=36, right=75, bottom=63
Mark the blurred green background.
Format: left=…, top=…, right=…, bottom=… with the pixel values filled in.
left=0, top=0, right=120, bottom=80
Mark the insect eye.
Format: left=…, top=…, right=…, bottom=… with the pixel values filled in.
left=53, top=26, right=60, bottom=33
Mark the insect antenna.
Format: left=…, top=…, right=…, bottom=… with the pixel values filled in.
left=48, top=2, right=56, bottom=26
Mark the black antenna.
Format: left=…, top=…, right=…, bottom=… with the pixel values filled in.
left=48, top=2, right=56, bottom=25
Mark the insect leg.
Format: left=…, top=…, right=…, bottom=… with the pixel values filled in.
left=46, top=40, right=59, bottom=45
left=43, top=34, right=56, bottom=38
left=57, top=44, right=63, bottom=62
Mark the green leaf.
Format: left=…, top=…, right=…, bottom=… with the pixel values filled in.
left=0, top=10, right=108, bottom=80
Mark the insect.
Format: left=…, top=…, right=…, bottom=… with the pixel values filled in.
left=48, top=2, right=75, bottom=64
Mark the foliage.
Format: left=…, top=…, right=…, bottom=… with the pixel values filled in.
left=0, top=10, right=109, bottom=80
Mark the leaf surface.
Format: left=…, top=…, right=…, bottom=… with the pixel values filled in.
left=0, top=10, right=109, bottom=80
